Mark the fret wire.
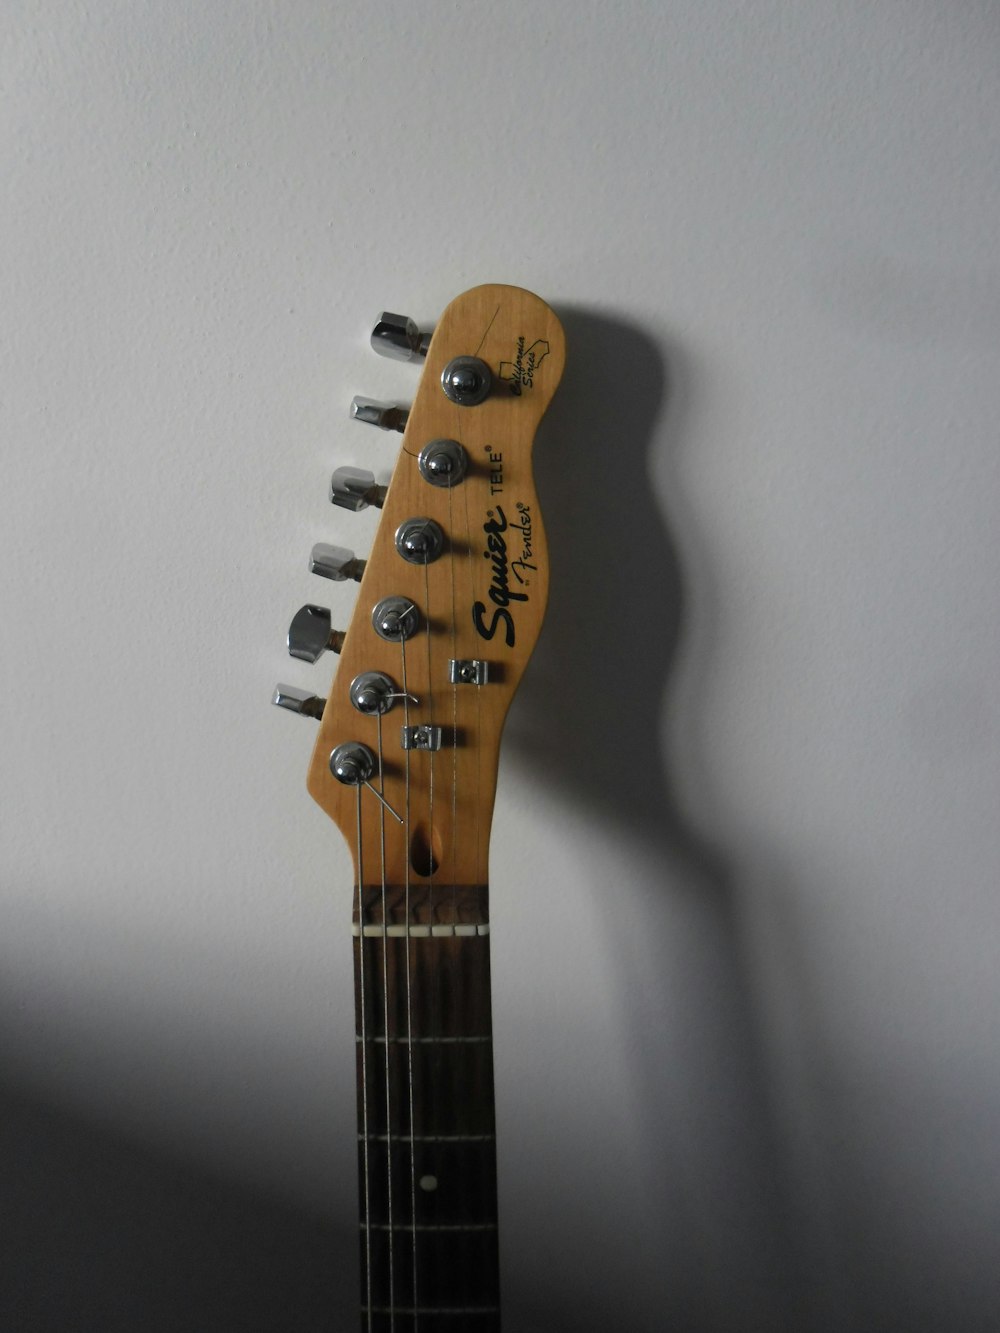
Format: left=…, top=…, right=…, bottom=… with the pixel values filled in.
left=364, top=1308, right=499, bottom=1316
left=357, top=1035, right=492, bottom=1045
left=361, top=1134, right=496, bottom=1143
left=363, top=1224, right=498, bottom=1233
left=351, top=923, right=491, bottom=938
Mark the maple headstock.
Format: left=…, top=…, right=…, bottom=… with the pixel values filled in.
left=281, top=285, right=564, bottom=888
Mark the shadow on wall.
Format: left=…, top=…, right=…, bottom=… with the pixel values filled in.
left=0, top=312, right=810, bottom=1333
left=0, top=1077, right=353, bottom=1331
left=508, top=309, right=808, bottom=1333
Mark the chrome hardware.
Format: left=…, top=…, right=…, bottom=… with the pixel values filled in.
left=350, top=396, right=409, bottom=433
left=401, top=725, right=442, bottom=752
left=330, top=466, right=387, bottom=512
left=272, top=684, right=326, bottom=719
left=371, top=596, right=420, bottom=642
left=441, top=355, right=492, bottom=407
left=350, top=671, right=399, bottom=716
left=329, top=742, right=403, bottom=821
left=448, top=659, right=489, bottom=685
left=329, top=742, right=376, bottom=786
left=310, top=542, right=366, bottom=583
left=394, top=516, right=444, bottom=565
left=418, top=438, right=468, bottom=488
left=370, top=312, right=430, bottom=363
left=288, top=605, right=345, bottom=662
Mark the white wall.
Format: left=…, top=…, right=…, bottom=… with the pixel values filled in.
left=2, top=2, right=998, bottom=1328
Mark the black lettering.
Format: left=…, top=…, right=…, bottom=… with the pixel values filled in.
left=473, top=601, right=515, bottom=647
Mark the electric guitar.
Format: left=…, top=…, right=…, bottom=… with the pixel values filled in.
left=273, top=285, right=565, bottom=1331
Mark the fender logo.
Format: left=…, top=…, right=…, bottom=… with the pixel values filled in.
left=472, top=505, right=534, bottom=647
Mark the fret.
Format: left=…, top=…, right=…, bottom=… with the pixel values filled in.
left=361, top=1133, right=496, bottom=1143
left=362, top=1317, right=500, bottom=1333
left=358, top=1034, right=492, bottom=1044
left=366, top=1308, right=500, bottom=1316
left=363, top=1315, right=500, bottom=1329
left=353, top=887, right=500, bottom=1324
left=355, top=940, right=493, bottom=1035
left=357, top=1040, right=496, bottom=1133
left=355, top=882, right=490, bottom=928
left=353, top=922, right=491, bottom=937
left=363, top=1223, right=498, bottom=1232
left=359, top=1220, right=500, bottom=1312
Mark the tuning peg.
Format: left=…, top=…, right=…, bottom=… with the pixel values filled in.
left=370, top=312, right=430, bottom=363
left=330, top=466, right=387, bottom=512
left=350, top=396, right=409, bottom=433
left=272, top=684, right=326, bottom=719
left=288, top=605, right=345, bottom=663
left=310, top=542, right=366, bottom=583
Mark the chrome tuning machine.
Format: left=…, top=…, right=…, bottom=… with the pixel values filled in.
left=370, top=312, right=430, bottom=363
left=287, top=605, right=345, bottom=662
left=330, top=466, right=387, bottom=512
left=310, top=543, right=366, bottom=583
left=350, top=396, right=409, bottom=433
left=272, top=684, right=326, bottom=719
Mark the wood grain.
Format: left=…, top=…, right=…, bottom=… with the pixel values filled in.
left=306, top=285, right=566, bottom=890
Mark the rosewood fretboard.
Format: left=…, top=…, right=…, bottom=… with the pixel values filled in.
left=354, top=883, right=499, bottom=1333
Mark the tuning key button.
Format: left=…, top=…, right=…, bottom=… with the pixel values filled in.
left=441, top=355, right=492, bottom=407
left=288, top=605, right=345, bottom=662
left=349, top=671, right=398, bottom=716
left=371, top=596, right=419, bottom=643
left=272, top=684, right=326, bottom=719
left=330, top=466, right=387, bottom=512
left=395, top=517, right=444, bottom=565
left=370, top=312, right=430, bottom=363
left=350, top=397, right=409, bottom=432
left=310, top=543, right=366, bottom=583
left=329, top=742, right=376, bottom=786
left=418, top=438, right=468, bottom=488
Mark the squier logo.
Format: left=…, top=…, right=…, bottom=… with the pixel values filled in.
left=472, top=504, right=536, bottom=647
left=500, top=336, right=550, bottom=395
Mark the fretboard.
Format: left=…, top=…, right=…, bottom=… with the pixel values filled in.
left=354, top=883, right=500, bottom=1333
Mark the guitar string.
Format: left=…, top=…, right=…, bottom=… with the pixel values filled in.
left=399, top=634, right=418, bottom=1326
left=449, top=481, right=459, bottom=927
left=424, top=558, right=435, bottom=922
left=461, top=469, right=483, bottom=905
left=375, top=712, right=395, bottom=1329
left=414, top=559, right=440, bottom=1327
left=355, top=785, right=374, bottom=1333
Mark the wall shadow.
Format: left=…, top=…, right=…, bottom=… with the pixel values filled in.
left=0, top=313, right=810, bottom=1333
left=505, top=308, right=808, bottom=1332
left=0, top=1077, right=354, bottom=1331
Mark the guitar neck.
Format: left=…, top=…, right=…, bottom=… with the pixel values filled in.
left=354, top=883, right=500, bottom=1331
left=274, top=285, right=565, bottom=1330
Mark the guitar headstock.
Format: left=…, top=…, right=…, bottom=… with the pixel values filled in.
left=275, top=284, right=565, bottom=888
